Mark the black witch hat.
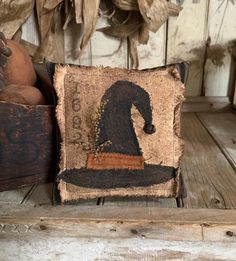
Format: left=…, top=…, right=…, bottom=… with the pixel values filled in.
left=59, top=80, right=178, bottom=189
left=95, top=80, right=155, bottom=156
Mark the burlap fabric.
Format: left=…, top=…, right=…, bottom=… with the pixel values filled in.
left=54, top=65, right=186, bottom=203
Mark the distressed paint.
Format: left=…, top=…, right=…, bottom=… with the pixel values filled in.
left=136, top=24, right=166, bottom=69
left=204, top=0, right=236, bottom=96
left=1, top=236, right=236, bottom=261
left=167, top=0, right=209, bottom=96
left=90, top=17, right=128, bottom=68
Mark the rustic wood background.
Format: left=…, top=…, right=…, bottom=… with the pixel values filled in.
left=21, top=0, right=236, bottom=98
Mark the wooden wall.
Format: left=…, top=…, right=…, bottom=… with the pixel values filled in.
left=21, top=0, right=236, bottom=98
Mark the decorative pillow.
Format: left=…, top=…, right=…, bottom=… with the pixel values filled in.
left=54, top=65, right=186, bottom=203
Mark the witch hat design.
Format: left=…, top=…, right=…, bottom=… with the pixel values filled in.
left=59, top=80, right=177, bottom=189
left=86, top=80, right=156, bottom=170
left=97, top=80, right=155, bottom=154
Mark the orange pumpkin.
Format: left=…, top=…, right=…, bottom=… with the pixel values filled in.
left=3, top=40, right=37, bottom=87
left=0, top=84, right=46, bottom=105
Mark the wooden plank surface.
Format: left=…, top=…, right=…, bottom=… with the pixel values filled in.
left=167, top=0, right=209, bottom=96
left=204, top=0, right=236, bottom=96
left=182, top=96, right=231, bottom=112
left=22, top=183, right=99, bottom=206
left=65, top=17, right=128, bottom=68
left=0, top=186, right=33, bottom=204
left=22, top=183, right=53, bottom=205
left=137, top=25, right=166, bottom=69
left=197, top=112, right=236, bottom=171
left=1, top=235, right=236, bottom=261
left=1, top=205, right=236, bottom=243
left=181, top=113, right=236, bottom=209
left=103, top=197, right=177, bottom=208
left=90, top=17, right=128, bottom=68
left=2, top=204, right=236, bottom=224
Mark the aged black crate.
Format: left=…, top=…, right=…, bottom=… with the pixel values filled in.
left=0, top=102, right=57, bottom=191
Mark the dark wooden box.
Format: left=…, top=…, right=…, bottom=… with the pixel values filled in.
left=0, top=102, right=57, bottom=191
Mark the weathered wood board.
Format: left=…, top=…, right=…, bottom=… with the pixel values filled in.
left=1, top=205, right=236, bottom=243
left=0, top=186, right=32, bottom=204
left=0, top=103, right=56, bottom=191
left=103, top=197, right=177, bottom=208
left=1, top=235, right=236, bottom=261
left=64, top=17, right=128, bottom=68
left=22, top=184, right=53, bottom=205
left=25, top=183, right=98, bottom=206
left=204, top=0, right=236, bottom=97
left=167, top=0, right=209, bottom=96
left=136, top=25, right=166, bottom=70
left=91, top=17, right=128, bottom=68
left=197, top=112, right=236, bottom=171
left=181, top=113, right=236, bottom=209
left=182, top=96, right=231, bottom=112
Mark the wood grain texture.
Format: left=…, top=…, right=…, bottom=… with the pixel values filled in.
left=25, top=183, right=98, bottom=206
left=167, top=0, right=209, bottom=96
left=136, top=25, right=166, bottom=69
left=54, top=17, right=129, bottom=68
left=91, top=17, right=128, bottom=68
left=181, top=113, right=236, bottom=209
left=197, top=112, right=236, bottom=171
left=103, top=197, right=177, bottom=208
left=2, top=204, right=236, bottom=224
left=0, top=186, right=32, bottom=204
left=0, top=103, right=56, bottom=191
left=1, top=205, right=236, bottom=243
left=1, top=236, right=236, bottom=261
left=204, top=0, right=236, bottom=97
left=182, top=96, right=232, bottom=112
left=22, top=183, right=53, bottom=205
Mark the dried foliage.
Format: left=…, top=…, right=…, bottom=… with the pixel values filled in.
left=112, top=0, right=139, bottom=11
left=34, top=0, right=66, bottom=62
left=97, top=12, right=143, bottom=39
left=79, top=0, right=100, bottom=55
left=0, top=0, right=182, bottom=68
left=0, top=0, right=34, bottom=39
left=137, top=0, right=182, bottom=32
left=74, top=0, right=83, bottom=23
left=98, top=0, right=182, bottom=68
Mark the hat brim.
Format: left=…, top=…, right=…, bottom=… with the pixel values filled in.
left=58, top=164, right=176, bottom=189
